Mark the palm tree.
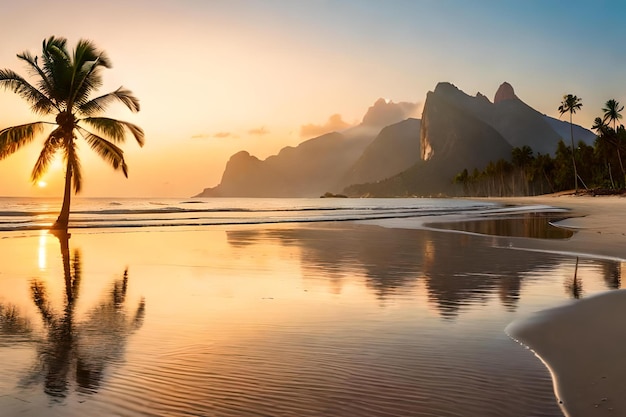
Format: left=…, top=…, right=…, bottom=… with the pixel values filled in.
left=558, top=94, right=583, bottom=192
left=602, top=99, right=625, bottom=185
left=603, top=99, right=624, bottom=129
left=0, top=36, right=144, bottom=230
left=592, top=116, right=616, bottom=188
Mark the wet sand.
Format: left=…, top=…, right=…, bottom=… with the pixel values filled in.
left=477, top=195, right=626, bottom=417
left=0, top=218, right=592, bottom=417
left=368, top=194, right=626, bottom=417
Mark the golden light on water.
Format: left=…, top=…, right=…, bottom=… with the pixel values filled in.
left=38, top=231, right=47, bottom=271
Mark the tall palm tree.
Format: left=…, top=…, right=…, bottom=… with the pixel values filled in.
left=592, top=116, right=616, bottom=188
left=0, top=36, right=144, bottom=229
left=602, top=99, right=625, bottom=185
left=558, top=94, right=583, bottom=192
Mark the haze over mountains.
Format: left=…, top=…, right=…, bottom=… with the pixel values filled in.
left=195, top=82, right=595, bottom=198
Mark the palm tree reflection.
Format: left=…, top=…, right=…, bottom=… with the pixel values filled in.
left=564, top=257, right=583, bottom=299
left=25, top=230, right=145, bottom=399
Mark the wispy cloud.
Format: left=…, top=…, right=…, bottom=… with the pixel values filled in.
left=191, top=131, right=236, bottom=139
left=248, top=126, right=269, bottom=136
left=191, top=133, right=211, bottom=139
left=300, top=114, right=352, bottom=138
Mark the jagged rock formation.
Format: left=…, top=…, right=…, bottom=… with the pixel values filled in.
left=338, top=118, right=421, bottom=188
left=345, top=88, right=513, bottom=197
left=343, top=82, right=596, bottom=197
left=493, top=82, right=517, bottom=103
left=195, top=98, right=420, bottom=198
left=196, top=82, right=596, bottom=198
left=196, top=132, right=368, bottom=197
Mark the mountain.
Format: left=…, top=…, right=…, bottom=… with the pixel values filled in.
left=344, top=88, right=513, bottom=196
left=195, top=98, right=419, bottom=197
left=342, top=82, right=596, bottom=197
left=338, top=118, right=421, bottom=188
left=196, top=82, right=597, bottom=198
left=428, top=82, right=592, bottom=155
left=542, top=116, right=596, bottom=147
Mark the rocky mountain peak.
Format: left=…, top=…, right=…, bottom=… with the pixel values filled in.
left=476, top=92, right=491, bottom=103
left=361, top=98, right=420, bottom=128
left=493, top=82, right=518, bottom=103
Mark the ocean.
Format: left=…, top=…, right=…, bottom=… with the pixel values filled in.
left=0, top=196, right=561, bottom=232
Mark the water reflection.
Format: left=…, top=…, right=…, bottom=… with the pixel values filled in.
left=601, top=260, right=622, bottom=289
left=0, top=303, right=31, bottom=336
left=22, top=230, right=145, bottom=399
left=226, top=225, right=623, bottom=317
left=427, top=213, right=574, bottom=239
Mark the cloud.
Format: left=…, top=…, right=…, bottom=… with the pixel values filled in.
left=248, top=126, right=269, bottom=136
left=191, top=131, right=236, bottom=139
left=300, top=114, right=352, bottom=138
left=361, top=99, right=421, bottom=128
left=191, top=133, right=212, bottom=139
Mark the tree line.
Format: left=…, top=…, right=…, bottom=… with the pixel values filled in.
left=454, top=97, right=626, bottom=196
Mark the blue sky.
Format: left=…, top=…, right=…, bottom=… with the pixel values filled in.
left=0, top=0, right=624, bottom=196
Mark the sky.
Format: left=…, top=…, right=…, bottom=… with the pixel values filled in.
left=0, top=0, right=624, bottom=197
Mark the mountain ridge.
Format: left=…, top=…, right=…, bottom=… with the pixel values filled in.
left=195, top=82, right=596, bottom=198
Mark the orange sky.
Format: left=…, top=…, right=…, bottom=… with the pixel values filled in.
left=0, top=1, right=624, bottom=197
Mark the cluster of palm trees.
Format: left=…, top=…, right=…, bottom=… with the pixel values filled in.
left=456, top=95, right=626, bottom=197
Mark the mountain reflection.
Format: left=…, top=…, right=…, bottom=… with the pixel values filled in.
left=23, top=230, right=145, bottom=399
left=226, top=224, right=623, bottom=317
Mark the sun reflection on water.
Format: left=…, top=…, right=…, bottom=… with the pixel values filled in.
left=38, top=231, right=47, bottom=271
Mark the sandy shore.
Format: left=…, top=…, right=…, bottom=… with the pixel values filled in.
left=486, top=195, right=626, bottom=417
left=368, top=194, right=626, bottom=417
left=481, top=195, right=626, bottom=261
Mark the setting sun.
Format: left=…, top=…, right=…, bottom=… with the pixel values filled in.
left=37, top=181, right=47, bottom=188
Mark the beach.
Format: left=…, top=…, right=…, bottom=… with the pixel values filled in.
left=0, top=196, right=623, bottom=416
left=493, top=195, right=626, bottom=417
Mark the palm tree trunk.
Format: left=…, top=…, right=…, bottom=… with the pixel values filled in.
left=617, top=147, right=626, bottom=188
left=570, top=113, right=579, bottom=192
left=53, top=160, right=72, bottom=230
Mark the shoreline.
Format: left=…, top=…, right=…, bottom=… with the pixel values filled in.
left=461, top=195, right=626, bottom=417
left=367, top=194, right=626, bottom=417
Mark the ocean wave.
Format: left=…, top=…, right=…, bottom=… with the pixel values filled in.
left=0, top=198, right=497, bottom=232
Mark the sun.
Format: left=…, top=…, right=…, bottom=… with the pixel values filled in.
left=37, top=181, right=47, bottom=188
left=51, top=156, right=63, bottom=170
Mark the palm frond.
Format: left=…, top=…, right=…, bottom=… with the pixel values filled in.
left=74, top=39, right=111, bottom=69
left=558, top=94, right=582, bottom=116
left=81, top=117, right=145, bottom=146
left=69, top=39, right=111, bottom=108
left=0, top=69, right=57, bottom=114
left=16, top=51, right=56, bottom=101
left=31, top=129, right=62, bottom=182
left=79, top=87, right=141, bottom=115
left=78, top=127, right=129, bottom=177
left=42, top=36, right=73, bottom=104
left=0, top=122, right=45, bottom=159
left=30, top=280, right=56, bottom=326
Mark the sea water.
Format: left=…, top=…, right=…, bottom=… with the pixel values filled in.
left=0, top=197, right=501, bottom=231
